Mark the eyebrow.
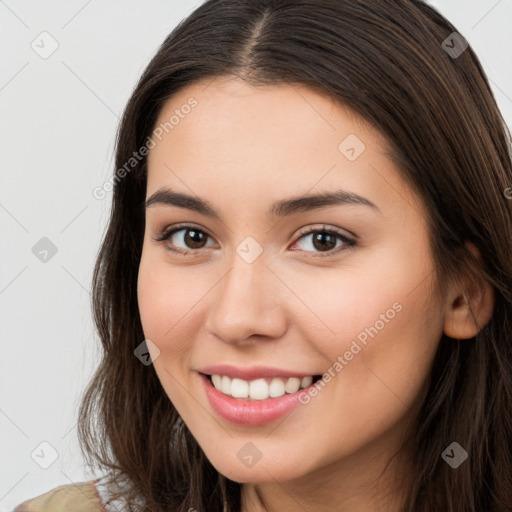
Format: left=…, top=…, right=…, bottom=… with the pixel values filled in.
left=144, top=187, right=380, bottom=219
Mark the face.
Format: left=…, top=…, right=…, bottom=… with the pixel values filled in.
left=137, top=76, right=446, bottom=486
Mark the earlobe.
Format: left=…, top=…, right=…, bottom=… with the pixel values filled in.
left=442, top=243, right=495, bottom=340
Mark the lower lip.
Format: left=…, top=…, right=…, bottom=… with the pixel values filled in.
left=199, top=372, right=310, bottom=425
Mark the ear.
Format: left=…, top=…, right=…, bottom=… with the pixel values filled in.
left=443, top=242, right=495, bottom=340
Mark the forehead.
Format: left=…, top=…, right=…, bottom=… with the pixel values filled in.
left=145, top=77, right=418, bottom=218
left=149, top=76, right=387, bottom=158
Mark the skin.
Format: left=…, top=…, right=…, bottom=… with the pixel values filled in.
left=137, top=76, right=494, bottom=511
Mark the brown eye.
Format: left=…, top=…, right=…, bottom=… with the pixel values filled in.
left=292, top=226, right=356, bottom=256
left=311, top=232, right=338, bottom=252
left=153, top=225, right=216, bottom=254
left=180, top=228, right=208, bottom=249
left=154, top=223, right=356, bottom=258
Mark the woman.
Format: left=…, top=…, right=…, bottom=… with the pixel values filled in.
left=14, top=0, right=512, bottom=511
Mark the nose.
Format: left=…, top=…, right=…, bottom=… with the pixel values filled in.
left=204, top=252, right=287, bottom=345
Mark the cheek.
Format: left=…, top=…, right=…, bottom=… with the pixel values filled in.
left=278, top=247, right=431, bottom=353
left=137, top=254, right=216, bottom=367
left=136, top=257, right=200, bottom=410
left=287, top=248, right=443, bottom=405
left=316, top=283, right=443, bottom=422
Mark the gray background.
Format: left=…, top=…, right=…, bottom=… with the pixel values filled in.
left=1, top=1, right=511, bottom=510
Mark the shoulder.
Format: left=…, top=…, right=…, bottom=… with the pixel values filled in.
left=12, top=478, right=106, bottom=512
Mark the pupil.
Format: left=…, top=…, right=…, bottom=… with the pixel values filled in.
left=185, top=229, right=206, bottom=249
left=313, top=232, right=336, bottom=251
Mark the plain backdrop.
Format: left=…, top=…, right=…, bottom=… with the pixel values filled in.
left=1, top=1, right=511, bottom=510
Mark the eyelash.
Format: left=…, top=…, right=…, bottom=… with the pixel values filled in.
left=153, top=223, right=356, bottom=258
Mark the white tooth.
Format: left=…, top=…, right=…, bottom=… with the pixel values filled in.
left=231, top=378, right=249, bottom=398
left=211, top=374, right=222, bottom=390
left=301, top=376, right=313, bottom=388
left=214, top=375, right=312, bottom=399
left=284, top=377, right=301, bottom=393
left=249, top=378, right=270, bottom=400
left=221, top=375, right=232, bottom=395
left=269, top=377, right=286, bottom=397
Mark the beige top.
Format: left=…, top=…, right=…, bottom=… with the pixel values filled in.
left=13, top=477, right=268, bottom=512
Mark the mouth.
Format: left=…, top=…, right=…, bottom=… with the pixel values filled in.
left=201, top=372, right=323, bottom=401
left=199, top=371, right=323, bottom=425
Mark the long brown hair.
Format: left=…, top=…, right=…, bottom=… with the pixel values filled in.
left=77, top=1, right=512, bottom=510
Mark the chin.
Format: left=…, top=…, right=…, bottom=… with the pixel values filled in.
left=206, top=451, right=309, bottom=484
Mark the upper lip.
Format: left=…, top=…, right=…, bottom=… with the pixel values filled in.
left=197, top=364, right=320, bottom=381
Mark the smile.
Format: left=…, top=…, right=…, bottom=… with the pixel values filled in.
left=198, top=371, right=322, bottom=425
left=208, top=374, right=320, bottom=400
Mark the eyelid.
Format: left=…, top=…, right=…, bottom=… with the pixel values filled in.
left=294, top=223, right=355, bottom=243
left=152, top=222, right=215, bottom=243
